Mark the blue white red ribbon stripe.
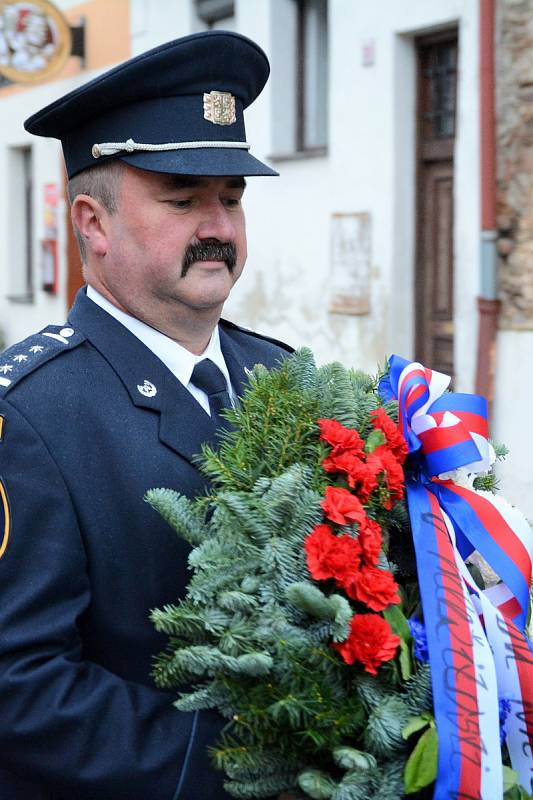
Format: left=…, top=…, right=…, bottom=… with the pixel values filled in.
left=433, top=480, right=532, bottom=629
left=406, top=485, right=501, bottom=799
left=450, top=530, right=533, bottom=792
left=473, top=588, right=533, bottom=792
left=381, top=356, right=491, bottom=476
left=383, top=354, right=533, bottom=799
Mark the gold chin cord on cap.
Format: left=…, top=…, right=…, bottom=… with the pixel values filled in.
left=91, top=138, right=251, bottom=158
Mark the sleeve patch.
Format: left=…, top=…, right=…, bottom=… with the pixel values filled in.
left=0, top=479, right=11, bottom=559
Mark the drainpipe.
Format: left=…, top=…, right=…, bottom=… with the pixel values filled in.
left=476, top=0, right=500, bottom=414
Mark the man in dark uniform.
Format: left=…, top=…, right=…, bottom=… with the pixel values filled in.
left=0, top=31, right=291, bottom=799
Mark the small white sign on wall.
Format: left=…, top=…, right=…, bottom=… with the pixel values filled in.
left=329, top=212, right=371, bottom=315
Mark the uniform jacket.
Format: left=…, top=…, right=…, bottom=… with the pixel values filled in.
left=0, top=288, right=292, bottom=800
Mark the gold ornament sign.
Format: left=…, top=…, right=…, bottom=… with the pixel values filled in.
left=0, top=0, right=71, bottom=84
left=203, top=91, right=236, bottom=126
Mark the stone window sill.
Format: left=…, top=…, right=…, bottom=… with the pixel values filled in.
left=7, top=293, right=34, bottom=304
left=267, top=147, right=328, bottom=163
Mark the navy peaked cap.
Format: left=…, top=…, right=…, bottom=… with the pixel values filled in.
left=24, top=30, right=278, bottom=178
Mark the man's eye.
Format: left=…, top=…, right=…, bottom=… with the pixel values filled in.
left=223, top=197, right=241, bottom=208
left=170, top=199, right=193, bottom=208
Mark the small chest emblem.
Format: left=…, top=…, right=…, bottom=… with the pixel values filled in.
left=137, top=380, right=157, bottom=398
left=203, top=91, right=236, bottom=126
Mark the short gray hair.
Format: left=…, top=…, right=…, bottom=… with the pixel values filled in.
left=68, top=160, right=125, bottom=263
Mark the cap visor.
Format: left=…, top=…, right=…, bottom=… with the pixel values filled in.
left=119, top=147, right=278, bottom=176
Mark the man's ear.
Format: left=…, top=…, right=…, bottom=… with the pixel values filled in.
left=71, top=195, right=109, bottom=258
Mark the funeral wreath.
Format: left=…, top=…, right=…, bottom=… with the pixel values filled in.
left=147, top=349, right=533, bottom=800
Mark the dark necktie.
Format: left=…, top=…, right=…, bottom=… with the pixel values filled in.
left=190, top=358, right=233, bottom=429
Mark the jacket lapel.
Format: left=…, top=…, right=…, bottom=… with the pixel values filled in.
left=158, top=371, right=219, bottom=462
left=68, top=290, right=219, bottom=464
left=219, top=323, right=259, bottom=398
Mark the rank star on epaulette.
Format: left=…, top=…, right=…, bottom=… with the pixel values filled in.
left=0, top=325, right=85, bottom=399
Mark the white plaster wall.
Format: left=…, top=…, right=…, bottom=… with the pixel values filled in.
left=0, top=77, right=80, bottom=345
left=0, top=0, right=131, bottom=347
left=224, top=0, right=480, bottom=389
left=493, top=331, right=533, bottom=521
left=130, top=0, right=195, bottom=55
left=0, top=58, right=131, bottom=345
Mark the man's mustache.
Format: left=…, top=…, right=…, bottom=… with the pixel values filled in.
left=181, top=241, right=237, bottom=277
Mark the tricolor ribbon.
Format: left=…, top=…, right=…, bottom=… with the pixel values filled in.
left=381, top=355, right=533, bottom=800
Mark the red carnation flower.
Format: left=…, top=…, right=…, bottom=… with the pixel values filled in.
left=322, top=451, right=380, bottom=502
left=333, top=613, right=400, bottom=675
left=321, top=486, right=367, bottom=526
left=358, top=518, right=383, bottom=566
left=304, top=524, right=338, bottom=581
left=318, top=419, right=365, bottom=458
left=367, top=445, right=405, bottom=509
left=305, top=524, right=362, bottom=583
left=351, top=565, right=401, bottom=610
left=370, top=408, right=408, bottom=464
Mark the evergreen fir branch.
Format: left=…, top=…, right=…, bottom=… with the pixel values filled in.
left=197, top=359, right=324, bottom=493
left=260, top=536, right=309, bottom=598
left=297, top=768, right=337, bottom=799
left=211, top=492, right=271, bottom=545
left=472, top=440, right=508, bottom=492
left=224, top=772, right=300, bottom=799
left=222, top=747, right=301, bottom=782
left=266, top=693, right=320, bottom=728
left=217, top=616, right=262, bottom=657
left=158, top=645, right=274, bottom=683
left=332, top=748, right=377, bottom=771
left=373, top=759, right=407, bottom=800
left=150, top=603, right=232, bottom=638
left=473, top=471, right=500, bottom=493
left=285, top=347, right=319, bottom=391
left=196, top=535, right=260, bottom=571
left=364, top=697, right=412, bottom=757
left=316, top=363, right=363, bottom=430
left=354, top=674, right=392, bottom=713
left=251, top=466, right=324, bottom=548
left=404, top=664, right=433, bottom=715
left=218, top=590, right=259, bottom=613
left=152, top=645, right=193, bottom=688
left=210, top=734, right=301, bottom=787
left=144, top=488, right=207, bottom=545
left=381, top=398, right=400, bottom=423
left=331, top=769, right=377, bottom=800
left=491, top=439, right=509, bottom=461
left=174, top=681, right=232, bottom=712
left=285, top=582, right=352, bottom=640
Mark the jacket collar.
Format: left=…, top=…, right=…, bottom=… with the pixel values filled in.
left=68, top=289, right=254, bottom=463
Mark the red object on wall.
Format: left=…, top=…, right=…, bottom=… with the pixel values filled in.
left=41, top=238, right=58, bottom=293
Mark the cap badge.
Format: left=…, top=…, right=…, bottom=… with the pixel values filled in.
left=203, top=91, right=236, bottom=126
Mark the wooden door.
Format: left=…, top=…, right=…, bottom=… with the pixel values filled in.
left=415, top=32, right=458, bottom=378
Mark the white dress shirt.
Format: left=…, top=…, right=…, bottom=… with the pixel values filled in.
left=86, top=286, right=234, bottom=416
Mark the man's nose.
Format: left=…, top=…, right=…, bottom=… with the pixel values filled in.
left=196, top=206, right=236, bottom=242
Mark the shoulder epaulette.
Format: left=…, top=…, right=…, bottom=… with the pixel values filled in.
left=220, top=318, right=294, bottom=353
left=0, top=324, right=86, bottom=396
